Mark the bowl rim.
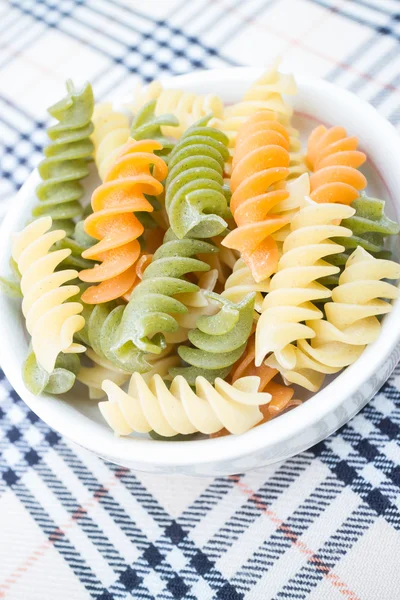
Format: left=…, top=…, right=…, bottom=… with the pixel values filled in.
left=1, top=66, right=400, bottom=468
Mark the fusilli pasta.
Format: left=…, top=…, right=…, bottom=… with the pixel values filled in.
left=92, top=103, right=130, bottom=181
left=12, top=217, right=86, bottom=374
left=23, top=349, right=81, bottom=396
left=307, top=125, right=367, bottom=205
left=76, top=301, right=152, bottom=373
left=222, top=110, right=291, bottom=282
left=221, top=258, right=269, bottom=313
left=79, top=139, right=168, bottom=303
left=199, top=236, right=239, bottom=285
left=321, top=194, right=400, bottom=287
left=33, top=80, right=94, bottom=235
left=165, top=270, right=219, bottom=344
left=302, top=246, right=400, bottom=363
left=100, top=374, right=271, bottom=436
left=343, top=195, right=399, bottom=256
left=256, top=200, right=354, bottom=369
left=211, top=61, right=305, bottom=176
left=165, top=118, right=230, bottom=239
left=268, top=246, right=400, bottom=391
left=6, top=69, right=400, bottom=439
left=171, top=292, right=255, bottom=384
left=113, top=231, right=218, bottom=356
left=130, top=80, right=224, bottom=138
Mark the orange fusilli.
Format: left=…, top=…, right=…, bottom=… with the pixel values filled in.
left=222, top=111, right=291, bottom=282
left=79, top=139, right=168, bottom=303
left=307, top=125, right=367, bottom=205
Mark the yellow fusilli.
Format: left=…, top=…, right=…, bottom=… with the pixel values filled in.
left=91, top=103, right=130, bottom=180
left=211, top=60, right=305, bottom=176
left=100, top=374, right=271, bottom=436
left=256, top=200, right=355, bottom=369
left=222, top=258, right=269, bottom=313
left=12, top=217, right=86, bottom=373
left=267, top=247, right=400, bottom=391
left=271, top=173, right=313, bottom=251
left=130, top=80, right=224, bottom=138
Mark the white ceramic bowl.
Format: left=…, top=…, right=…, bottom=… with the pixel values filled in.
left=1, top=68, right=400, bottom=476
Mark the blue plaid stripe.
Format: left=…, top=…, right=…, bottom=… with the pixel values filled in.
left=230, top=471, right=345, bottom=594
left=2, top=0, right=400, bottom=598
left=5, top=480, right=106, bottom=598
left=0, top=386, right=249, bottom=598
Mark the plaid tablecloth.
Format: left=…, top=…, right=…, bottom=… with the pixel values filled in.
left=1, top=1, right=400, bottom=598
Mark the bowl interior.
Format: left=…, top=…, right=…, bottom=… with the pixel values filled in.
left=0, top=68, right=399, bottom=468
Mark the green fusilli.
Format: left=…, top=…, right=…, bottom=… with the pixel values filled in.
left=23, top=350, right=81, bottom=395
left=32, top=80, right=94, bottom=235
left=165, top=118, right=231, bottom=239
left=131, top=99, right=179, bottom=158
left=171, top=292, right=255, bottom=385
left=113, top=230, right=218, bottom=357
left=76, top=301, right=150, bottom=373
left=321, top=195, right=399, bottom=287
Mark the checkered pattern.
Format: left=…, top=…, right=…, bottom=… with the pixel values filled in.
left=1, top=0, right=400, bottom=598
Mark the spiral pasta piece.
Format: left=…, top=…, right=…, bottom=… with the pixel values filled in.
left=165, top=269, right=219, bottom=344
left=113, top=230, right=218, bottom=357
left=165, top=118, right=231, bottom=239
left=209, top=333, right=299, bottom=437
left=211, top=62, right=304, bottom=177
left=12, top=217, right=86, bottom=374
left=100, top=374, right=271, bottom=437
left=0, top=256, right=22, bottom=299
left=33, top=80, right=94, bottom=235
left=92, top=102, right=178, bottom=236
left=131, top=80, right=224, bottom=138
left=54, top=220, right=95, bottom=272
left=77, top=345, right=179, bottom=399
left=268, top=246, right=400, bottom=391
left=307, top=125, right=367, bottom=205
left=221, top=258, right=269, bottom=313
left=23, top=350, right=81, bottom=396
left=92, top=103, right=130, bottom=181
left=76, top=298, right=155, bottom=374
left=199, top=236, right=239, bottom=285
left=321, top=194, right=400, bottom=287
left=92, top=98, right=179, bottom=181
left=130, top=81, right=163, bottom=112
left=302, top=246, right=400, bottom=363
left=320, top=195, right=400, bottom=287
left=256, top=200, right=355, bottom=369
left=269, top=172, right=312, bottom=253
left=222, top=111, right=291, bottom=282
left=130, top=100, right=179, bottom=158
left=341, top=195, right=399, bottom=255
left=77, top=348, right=130, bottom=400
left=172, top=292, right=255, bottom=385
left=79, top=139, right=168, bottom=304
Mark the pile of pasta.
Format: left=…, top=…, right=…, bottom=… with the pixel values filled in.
left=3, top=65, right=400, bottom=440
